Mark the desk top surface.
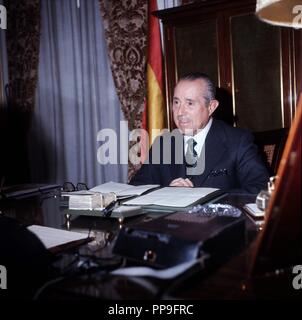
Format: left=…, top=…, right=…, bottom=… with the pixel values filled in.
left=0, top=191, right=300, bottom=300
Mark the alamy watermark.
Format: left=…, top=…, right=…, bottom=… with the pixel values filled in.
left=0, top=4, right=7, bottom=30
left=0, top=265, right=7, bottom=289
left=96, top=121, right=206, bottom=176
left=292, top=265, right=302, bottom=290
left=293, top=5, right=302, bottom=27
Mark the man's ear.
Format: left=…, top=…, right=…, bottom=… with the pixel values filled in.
left=208, top=99, right=219, bottom=117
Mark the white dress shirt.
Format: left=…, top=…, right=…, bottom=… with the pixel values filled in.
left=184, top=118, right=213, bottom=157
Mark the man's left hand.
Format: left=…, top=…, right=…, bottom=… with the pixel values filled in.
left=169, top=178, right=194, bottom=187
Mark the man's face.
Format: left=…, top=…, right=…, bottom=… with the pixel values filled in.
left=172, top=79, right=218, bottom=135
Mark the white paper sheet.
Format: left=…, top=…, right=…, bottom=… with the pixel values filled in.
left=123, top=187, right=219, bottom=207
left=27, top=225, right=89, bottom=250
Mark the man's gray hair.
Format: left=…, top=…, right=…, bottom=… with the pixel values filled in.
left=179, top=72, right=216, bottom=106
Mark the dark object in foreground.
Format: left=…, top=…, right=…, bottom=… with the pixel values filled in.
left=113, top=210, right=246, bottom=269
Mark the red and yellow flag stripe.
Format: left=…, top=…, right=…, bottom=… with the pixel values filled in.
left=141, top=0, right=165, bottom=162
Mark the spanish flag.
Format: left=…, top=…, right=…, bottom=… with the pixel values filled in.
left=141, top=0, right=165, bottom=163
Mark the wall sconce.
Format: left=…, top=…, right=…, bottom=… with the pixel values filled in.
left=256, top=0, right=302, bottom=28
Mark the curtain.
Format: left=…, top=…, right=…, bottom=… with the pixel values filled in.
left=29, top=0, right=127, bottom=188
left=5, top=0, right=40, bottom=111
left=99, top=0, right=148, bottom=179
left=1, top=0, right=40, bottom=184
left=99, top=0, right=181, bottom=179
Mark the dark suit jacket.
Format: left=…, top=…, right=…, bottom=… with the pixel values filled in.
left=130, top=119, right=269, bottom=194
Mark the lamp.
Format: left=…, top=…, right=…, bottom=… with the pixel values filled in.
left=256, top=0, right=302, bottom=28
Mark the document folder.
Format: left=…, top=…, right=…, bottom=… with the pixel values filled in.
left=123, top=187, right=224, bottom=211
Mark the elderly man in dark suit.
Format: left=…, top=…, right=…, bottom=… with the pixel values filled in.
left=130, top=72, right=269, bottom=194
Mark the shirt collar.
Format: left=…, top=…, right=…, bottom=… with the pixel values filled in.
left=184, top=117, right=213, bottom=145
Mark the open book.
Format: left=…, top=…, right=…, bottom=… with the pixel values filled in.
left=89, top=181, right=160, bottom=198
left=123, top=187, right=224, bottom=211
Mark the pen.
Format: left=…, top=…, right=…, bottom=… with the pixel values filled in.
left=102, top=200, right=118, bottom=217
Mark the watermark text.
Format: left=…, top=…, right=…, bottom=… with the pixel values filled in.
left=0, top=4, right=7, bottom=30
left=96, top=121, right=205, bottom=176
left=292, top=265, right=302, bottom=290
left=293, top=5, right=302, bottom=26
left=0, top=265, right=7, bottom=289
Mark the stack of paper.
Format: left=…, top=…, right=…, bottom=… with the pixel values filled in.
left=68, top=191, right=116, bottom=210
